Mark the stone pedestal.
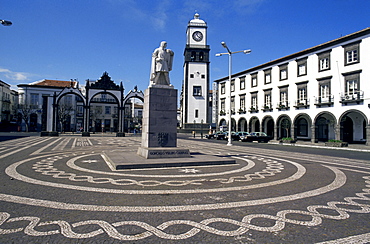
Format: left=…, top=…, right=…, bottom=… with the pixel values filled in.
left=137, top=85, right=190, bottom=159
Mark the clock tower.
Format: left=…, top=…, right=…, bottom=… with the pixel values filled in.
left=181, top=13, right=210, bottom=131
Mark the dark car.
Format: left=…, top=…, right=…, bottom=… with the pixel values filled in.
left=236, top=132, right=251, bottom=141
left=215, top=131, right=227, bottom=140
left=244, top=132, right=272, bottom=143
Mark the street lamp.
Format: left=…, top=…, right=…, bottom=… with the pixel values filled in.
left=1, top=20, right=12, bottom=26
left=216, top=41, right=251, bottom=146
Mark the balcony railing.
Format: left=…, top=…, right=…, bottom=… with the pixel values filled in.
left=277, top=101, right=290, bottom=110
left=340, top=91, right=364, bottom=105
left=294, top=99, right=310, bottom=108
left=249, top=106, right=258, bottom=113
left=262, top=103, right=273, bottom=112
left=314, top=95, right=334, bottom=107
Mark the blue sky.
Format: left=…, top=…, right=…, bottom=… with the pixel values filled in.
left=1, top=0, right=369, bottom=92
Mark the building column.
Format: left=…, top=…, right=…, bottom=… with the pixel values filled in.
left=83, top=105, right=89, bottom=132
left=291, top=125, right=296, bottom=140
left=311, top=125, right=316, bottom=143
left=273, top=125, right=278, bottom=141
left=335, top=124, right=340, bottom=141
left=366, top=124, right=370, bottom=146
left=118, top=106, right=124, bottom=133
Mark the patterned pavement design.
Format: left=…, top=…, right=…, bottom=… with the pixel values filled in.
left=0, top=136, right=369, bottom=242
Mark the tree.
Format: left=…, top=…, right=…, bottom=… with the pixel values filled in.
left=18, top=104, right=38, bottom=132
left=57, top=103, right=74, bottom=133
left=281, top=118, right=290, bottom=138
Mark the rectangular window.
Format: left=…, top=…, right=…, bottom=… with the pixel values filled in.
left=231, top=79, right=235, bottom=92
left=251, top=73, right=258, bottom=87
left=240, top=76, right=245, bottom=90
left=105, top=106, right=111, bottom=114
left=220, top=83, right=225, bottom=95
left=317, top=78, right=331, bottom=103
left=240, top=95, right=245, bottom=111
left=279, top=64, right=288, bottom=80
left=297, top=82, right=308, bottom=105
left=279, top=86, right=289, bottom=107
left=190, top=74, right=194, bottom=78
left=193, top=86, right=202, bottom=96
left=297, top=58, right=307, bottom=76
left=231, top=96, right=235, bottom=113
left=318, top=51, right=331, bottom=71
left=76, top=105, right=83, bottom=116
left=250, top=92, right=258, bottom=110
left=264, top=69, right=272, bottom=84
left=195, top=109, right=199, bottom=118
left=264, top=94, right=271, bottom=108
left=343, top=72, right=360, bottom=96
left=220, top=98, right=225, bottom=112
left=30, top=93, right=39, bottom=106
left=263, top=89, right=272, bottom=109
left=344, top=42, right=360, bottom=65
left=201, top=74, right=205, bottom=79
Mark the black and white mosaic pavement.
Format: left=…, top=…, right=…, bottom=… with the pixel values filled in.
left=0, top=135, right=369, bottom=243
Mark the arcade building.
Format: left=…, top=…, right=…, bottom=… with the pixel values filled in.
left=214, top=27, right=370, bottom=145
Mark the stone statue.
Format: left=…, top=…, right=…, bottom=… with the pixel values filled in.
left=150, top=41, right=174, bottom=86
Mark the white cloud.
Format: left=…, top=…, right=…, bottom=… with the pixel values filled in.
left=0, top=67, right=32, bottom=82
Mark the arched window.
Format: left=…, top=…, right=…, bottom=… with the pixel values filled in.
left=199, top=52, right=204, bottom=61
left=191, top=51, right=196, bottom=61
left=297, top=118, right=308, bottom=137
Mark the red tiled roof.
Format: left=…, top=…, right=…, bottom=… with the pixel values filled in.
left=33, top=80, right=76, bottom=87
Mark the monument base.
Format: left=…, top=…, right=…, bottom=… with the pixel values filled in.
left=137, top=146, right=191, bottom=159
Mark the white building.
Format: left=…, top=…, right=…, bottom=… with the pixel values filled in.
left=17, top=79, right=78, bottom=132
left=181, top=13, right=211, bottom=131
left=0, top=80, right=18, bottom=130
left=214, top=27, right=370, bottom=145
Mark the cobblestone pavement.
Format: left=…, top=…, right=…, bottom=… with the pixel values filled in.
left=0, top=135, right=369, bottom=243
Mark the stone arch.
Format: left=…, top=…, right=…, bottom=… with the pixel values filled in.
left=231, top=118, right=236, bottom=131
left=261, top=115, right=274, bottom=137
left=338, top=109, right=368, bottom=144
left=249, top=116, right=260, bottom=132
left=85, top=72, right=125, bottom=134
left=219, top=119, right=227, bottom=131
left=53, top=87, right=87, bottom=132
left=293, top=113, right=312, bottom=141
left=122, top=88, right=144, bottom=133
left=276, top=114, right=292, bottom=139
left=237, top=117, right=248, bottom=132
left=313, top=111, right=337, bottom=142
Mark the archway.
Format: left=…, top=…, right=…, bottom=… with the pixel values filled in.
left=88, top=92, right=120, bottom=133
left=294, top=113, right=312, bottom=141
left=277, top=115, right=292, bottom=139
left=262, top=116, right=274, bottom=137
left=85, top=72, right=124, bottom=134
left=238, top=117, right=247, bottom=132
left=122, top=87, right=144, bottom=133
left=339, top=110, right=368, bottom=144
left=231, top=118, right=236, bottom=132
left=219, top=119, right=227, bottom=131
left=249, top=116, right=260, bottom=132
left=314, top=112, right=336, bottom=142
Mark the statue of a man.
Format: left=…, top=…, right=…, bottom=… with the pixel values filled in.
left=150, top=41, right=174, bottom=86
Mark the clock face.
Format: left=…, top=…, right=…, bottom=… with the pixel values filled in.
left=192, top=31, right=203, bottom=42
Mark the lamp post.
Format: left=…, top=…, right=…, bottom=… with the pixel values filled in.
left=216, top=42, right=251, bottom=146
left=1, top=20, right=12, bottom=26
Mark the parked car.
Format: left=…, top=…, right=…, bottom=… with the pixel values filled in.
left=236, top=132, right=251, bottom=141
left=224, top=132, right=241, bottom=141
left=244, top=132, right=272, bottom=143
left=216, top=131, right=227, bottom=140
